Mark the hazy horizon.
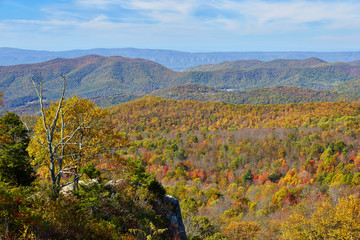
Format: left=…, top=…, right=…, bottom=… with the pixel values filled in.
left=2, top=46, right=360, bottom=54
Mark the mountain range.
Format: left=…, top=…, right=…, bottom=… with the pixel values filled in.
left=1, top=54, right=360, bottom=114
left=2, top=47, right=360, bottom=70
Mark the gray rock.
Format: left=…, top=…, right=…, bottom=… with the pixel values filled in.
left=164, top=194, right=188, bottom=240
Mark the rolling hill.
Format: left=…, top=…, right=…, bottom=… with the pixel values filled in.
left=2, top=55, right=360, bottom=113
left=176, top=61, right=360, bottom=91
left=109, top=95, right=360, bottom=132
left=151, top=85, right=360, bottom=105
left=0, top=55, right=176, bottom=109
left=185, top=57, right=327, bottom=71
left=333, top=76, right=360, bottom=96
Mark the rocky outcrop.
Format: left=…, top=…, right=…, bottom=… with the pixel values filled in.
left=164, top=195, right=187, bottom=240
left=60, top=179, right=99, bottom=195
left=59, top=179, right=187, bottom=239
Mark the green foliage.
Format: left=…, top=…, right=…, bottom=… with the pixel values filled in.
left=269, top=171, right=282, bottom=183
left=129, top=221, right=167, bottom=240
left=0, top=112, right=35, bottom=186
left=174, top=147, right=187, bottom=160
left=335, top=76, right=360, bottom=96
left=180, top=197, right=200, bottom=217
left=243, top=169, right=254, bottom=184
left=189, top=216, right=217, bottom=239
left=81, top=163, right=101, bottom=180
left=333, top=140, right=347, bottom=154
left=0, top=176, right=170, bottom=239
left=126, top=157, right=153, bottom=186
left=147, top=179, right=166, bottom=198
left=0, top=183, right=44, bottom=239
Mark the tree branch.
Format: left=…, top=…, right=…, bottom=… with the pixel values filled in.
left=60, top=173, right=83, bottom=188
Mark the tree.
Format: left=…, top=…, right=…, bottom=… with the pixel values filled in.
left=0, top=112, right=35, bottom=186
left=243, top=169, right=254, bottom=185
left=26, top=75, right=125, bottom=197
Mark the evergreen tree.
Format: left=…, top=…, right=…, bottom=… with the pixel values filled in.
left=0, top=112, right=35, bottom=186
left=243, top=169, right=254, bottom=184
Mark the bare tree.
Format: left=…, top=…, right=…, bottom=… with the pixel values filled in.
left=22, top=75, right=88, bottom=197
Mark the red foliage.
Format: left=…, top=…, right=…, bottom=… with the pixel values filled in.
left=189, top=169, right=201, bottom=179
left=226, top=171, right=236, bottom=183
left=258, top=173, right=269, bottom=185
left=284, top=192, right=298, bottom=206
left=183, top=160, right=193, bottom=169
left=199, top=171, right=207, bottom=181
left=302, top=177, right=309, bottom=184
left=288, top=170, right=295, bottom=176
left=163, top=165, right=169, bottom=175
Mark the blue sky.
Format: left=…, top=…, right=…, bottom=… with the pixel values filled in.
left=0, top=0, right=360, bottom=52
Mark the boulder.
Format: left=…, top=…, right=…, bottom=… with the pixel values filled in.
left=164, top=194, right=188, bottom=240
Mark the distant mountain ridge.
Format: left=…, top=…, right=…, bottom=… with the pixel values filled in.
left=0, top=55, right=176, bottom=109
left=185, top=57, right=328, bottom=71
left=2, top=55, right=360, bottom=114
left=175, top=60, right=360, bottom=91
left=1, top=47, right=360, bottom=70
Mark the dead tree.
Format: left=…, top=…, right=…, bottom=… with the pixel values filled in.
left=23, top=75, right=84, bottom=197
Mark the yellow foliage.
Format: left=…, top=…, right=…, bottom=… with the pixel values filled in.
left=281, top=195, right=360, bottom=239
left=281, top=213, right=311, bottom=240
left=222, top=221, right=261, bottom=240
left=332, top=195, right=360, bottom=239
left=27, top=96, right=127, bottom=187
left=272, top=187, right=288, bottom=207
left=278, top=169, right=299, bottom=187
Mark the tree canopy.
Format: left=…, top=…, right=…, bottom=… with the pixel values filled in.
left=0, top=112, right=35, bottom=186
left=27, top=95, right=125, bottom=196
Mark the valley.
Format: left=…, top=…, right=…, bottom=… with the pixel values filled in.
left=2, top=53, right=360, bottom=239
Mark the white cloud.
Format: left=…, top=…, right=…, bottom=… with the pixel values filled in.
left=4, top=15, right=123, bottom=32
left=1, top=0, right=360, bottom=51
left=215, top=0, right=360, bottom=33
left=71, top=0, right=360, bottom=33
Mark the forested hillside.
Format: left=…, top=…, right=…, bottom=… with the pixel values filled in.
left=3, top=90, right=360, bottom=239
left=334, top=77, right=360, bottom=96
left=106, top=96, right=360, bottom=239
left=2, top=55, right=360, bottom=113
left=185, top=57, right=327, bottom=71
left=152, top=85, right=360, bottom=105
left=178, top=61, right=360, bottom=91
left=0, top=55, right=176, bottom=109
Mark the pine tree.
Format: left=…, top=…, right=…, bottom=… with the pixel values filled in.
left=0, top=112, right=35, bottom=186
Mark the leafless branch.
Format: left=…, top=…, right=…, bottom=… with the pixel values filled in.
left=61, top=173, right=83, bottom=188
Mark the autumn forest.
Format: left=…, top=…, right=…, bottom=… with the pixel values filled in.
left=2, top=55, right=360, bottom=239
